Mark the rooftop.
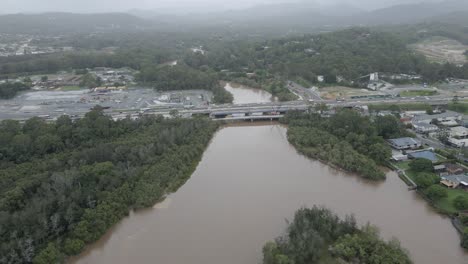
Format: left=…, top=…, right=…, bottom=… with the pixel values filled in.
left=408, top=151, right=438, bottom=162
left=445, top=163, right=465, bottom=172
left=451, top=126, right=468, bottom=136
left=448, top=137, right=468, bottom=147
left=388, top=137, right=421, bottom=147
left=413, top=122, right=438, bottom=129
left=442, top=174, right=468, bottom=186
left=413, top=110, right=462, bottom=122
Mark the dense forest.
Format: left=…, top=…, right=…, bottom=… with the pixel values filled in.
left=385, top=21, right=468, bottom=46
left=207, top=28, right=468, bottom=83
left=262, top=206, right=412, bottom=264
left=0, top=108, right=219, bottom=263
left=137, top=64, right=233, bottom=104
left=0, top=50, right=171, bottom=77
left=2, top=27, right=468, bottom=101
left=283, top=109, right=410, bottom=180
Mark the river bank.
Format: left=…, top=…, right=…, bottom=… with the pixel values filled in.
left=70, top=124, right=468, bottom=264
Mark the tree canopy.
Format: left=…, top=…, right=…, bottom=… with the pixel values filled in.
left=262, top=207, right=412, bottom=264
left=283, top=109, right=393, bottom=180
left=0, top=109, right=218, bottom=263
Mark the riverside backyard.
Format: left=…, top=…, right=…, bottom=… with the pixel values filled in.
left=392, top=153, right=468, bottom=247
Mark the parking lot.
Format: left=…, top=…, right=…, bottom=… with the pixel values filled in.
left=0, top=88, right=213, bottom=120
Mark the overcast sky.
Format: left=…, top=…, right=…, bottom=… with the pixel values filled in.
left=2, top=0, right=440, bottom=14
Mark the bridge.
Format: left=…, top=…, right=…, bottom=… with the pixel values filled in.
left=108, top=96, right=454, bottom=122
left=1, top=92, right=454, bottom=122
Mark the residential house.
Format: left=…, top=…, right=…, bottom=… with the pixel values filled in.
left=413, top=122, right=439, bottom=134
left=408, top=150, right=438, bottom=162
left=445, top=163, right=465, bottom=175
left=448, top=138, right=468, bottom=148
left=462, top=115, right=468, bottom=128
left=387, top=137, right=422, bottom=150
left=450, top=126, right=468, bottom=139
left=412, top=111, right=462, bottom=127
left=400, top=117, right=413, bottom=125
left=440, top=174, right=468, bottom=189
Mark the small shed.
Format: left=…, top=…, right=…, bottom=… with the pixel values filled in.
left=434, top=164, right=446, bottom=173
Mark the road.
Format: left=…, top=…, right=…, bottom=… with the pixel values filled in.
left=286, top=81, right=323, bottom=101
left=413, top=133, right=447, bottom=150
left=0, top=94, right=458, bottom=122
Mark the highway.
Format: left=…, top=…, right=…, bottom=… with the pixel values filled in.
left=108, top=95, right=456, bottom=121
left=0, top=93, right=457, bottom=122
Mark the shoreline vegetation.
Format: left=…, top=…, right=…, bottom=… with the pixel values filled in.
left=221, top=76, right=298, bottom=101
left=0, top=108, right=219, bottom=263
left=262, top=206, right=412, bottom=264
left=281, top=109, right=411, bottom=181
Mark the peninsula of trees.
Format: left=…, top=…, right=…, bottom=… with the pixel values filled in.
left=283, top=109, right=411, bottom=180
left=0, top=109, right=218, bottom=263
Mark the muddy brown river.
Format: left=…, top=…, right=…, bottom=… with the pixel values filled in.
left=223, top=83, right=274, bottom=104
left=71, top=124, right=468, bottom=264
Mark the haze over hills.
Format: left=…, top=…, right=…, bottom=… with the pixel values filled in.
left=1, top=0, right=468, bottom=35
left=129, top=0, right=468, bottom=24
left=354, top=0, right=468, bottom=25
left=0, top=12, right=154, bottom=34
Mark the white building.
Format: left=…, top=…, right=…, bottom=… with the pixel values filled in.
left=448, top=137, right=468, bottom=148
left=450, top=126, right=468, bottom=139
left=413, top=122, right=439, bottom=134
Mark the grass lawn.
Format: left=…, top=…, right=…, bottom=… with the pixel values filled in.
left=405, top=169, right=418, bottom=180
left=369, top=103, right=432, bottom=112
left=435, top=154, right=448, bottom=162
left=401, top=168, right=459, bottom=213
left=393, top=161, right=411, bottom=170
left=448, top=103, right=468, bottom=114
left=399, top=90, right=437, bottom=97
left=434, top=188, right=468, bottom=214
left=60, top=86, right=83, bottom=91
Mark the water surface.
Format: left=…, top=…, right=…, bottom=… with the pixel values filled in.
left=223, top=82, right=273, bottom=104
left=71, top=125, right=468, bottom=264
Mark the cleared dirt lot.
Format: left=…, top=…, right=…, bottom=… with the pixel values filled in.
left=410, top=36, right=468, bottom=65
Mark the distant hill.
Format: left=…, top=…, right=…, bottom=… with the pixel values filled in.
left=0, top=12, right=153, bottom=34
left=428, top=10, right=468, bottom=25
left=129, top=0, right=468, bottom=35
left=2, top=1, right=468, bottom=36
left=355, top=0, right=468, bottom=25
